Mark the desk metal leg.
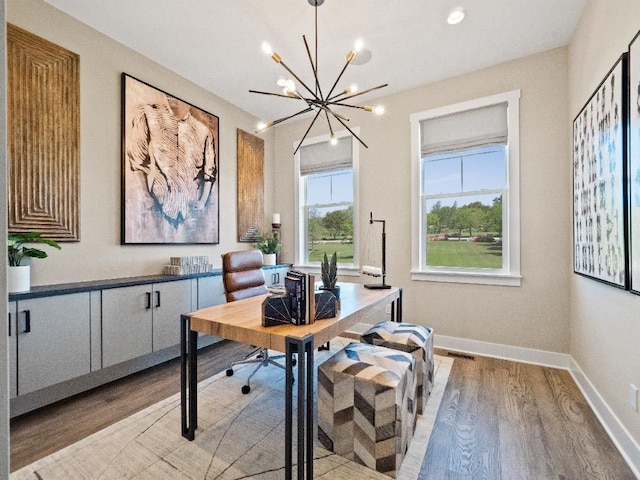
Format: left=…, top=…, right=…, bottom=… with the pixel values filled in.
left=391, top=287, right=403, bottom=322
left=285, top=334, right=314, bottom=480
left=181, top=314, right=198, bottom=440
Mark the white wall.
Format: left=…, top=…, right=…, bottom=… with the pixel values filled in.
left=273, top=47, right=572, bottom=354
left=569, top=0, right=640, bottom=450
left=7, top=0, right=275, bottom=286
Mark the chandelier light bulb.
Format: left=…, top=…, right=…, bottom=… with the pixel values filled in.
left=256, top=121, right=268, bottom=132
left=261, top=42, right=273, bottom=55
left=354, top=38, right=364, bottom=52
left=447, top=7, right=466, bottom=25
left=374, top=105, right=385, bottom=116
left=330, top=135, right=338, bottom=146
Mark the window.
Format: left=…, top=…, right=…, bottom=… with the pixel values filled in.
left=410, top=90, right=521, bottom=285
left=295, top=132, right=359, bottom=270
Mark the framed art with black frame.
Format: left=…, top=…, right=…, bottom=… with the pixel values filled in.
left=629, top=32, right=640, bottom=294
left=573, top=54, right=628, bottom=289
left=121, top=73, right=220, bottom=244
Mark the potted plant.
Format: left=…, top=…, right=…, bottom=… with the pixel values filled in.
left=320, top=251, right=340, bottom=299
left=254, top=230, right=280, bottom=266
left=8, top=232, right=61, bottom=293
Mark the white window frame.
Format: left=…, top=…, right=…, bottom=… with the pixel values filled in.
left=410, top=90, right=521, bottom=286
left=294, top=129, right=360, bottom=275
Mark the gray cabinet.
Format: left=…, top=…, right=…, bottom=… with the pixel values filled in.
left=102, top=279, right=192, bottom=368
left=265, top=266, right=289, bottom=287
left=9, top=293, right=91, bottom=396
left=196, top=275, right=225, bottom=309
left=152, top=279, right=193, bottom=351
left=7, top=305, right=17, bottom=399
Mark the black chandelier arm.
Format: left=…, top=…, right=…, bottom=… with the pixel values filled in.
left=303, top=35, right=324, bottom=100
left=325, top=51, right=356, bottom=100
left=327, top=83, right=389, bottom=102
left=249, top=89, right=301, bottom=100
left=323, top=110, right=335, bottom=138
left=294, top=109, right=324, bottom=154
left=256, top=106, right=315, bottom=133
left=277, top=57, right=323, bottom=103
left=330, top=110, right=368, bottom=149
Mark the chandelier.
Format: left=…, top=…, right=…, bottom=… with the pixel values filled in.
left=251, top=0, right=388, bottom=153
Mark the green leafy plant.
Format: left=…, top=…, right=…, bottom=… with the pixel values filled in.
left=320, top=251, right=338, bottom=289
left=8, top=232, right=61, bottom=267
left=254, top=231, right=280, bottom=254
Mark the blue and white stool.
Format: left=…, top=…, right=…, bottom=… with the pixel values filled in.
left=361, top=321, right=434, bottom=415
left=318, top=342, right=417, bottom=478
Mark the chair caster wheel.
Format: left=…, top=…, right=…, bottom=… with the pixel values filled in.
left=241, top=385, right=251, bottom=394
left=226, top=368, right=234, bottom=377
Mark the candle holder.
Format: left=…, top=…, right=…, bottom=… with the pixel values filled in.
left=272, top=222, right=282, bottom=264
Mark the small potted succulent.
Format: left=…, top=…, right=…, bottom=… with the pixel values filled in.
left=254, top=230, right=280, bottom=265
left=8, top=232, right=61, bottom=293
left=320, top=251, right=340, bottom=299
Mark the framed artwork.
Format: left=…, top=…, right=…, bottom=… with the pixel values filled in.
left=7, top=24, right=80, bottom=241
left=237, top=129, right=264, bottom=242
left=573, top=54, right=628, bottom=288
left=630, top=32, right=640, bottom=294
left=122, top=74, right=219, bottom=244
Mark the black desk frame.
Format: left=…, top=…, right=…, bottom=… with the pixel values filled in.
left=180, top=288, right=402, bottom=480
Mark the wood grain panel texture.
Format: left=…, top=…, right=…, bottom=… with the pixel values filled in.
left=237, top=129, right=264, bottom=242
left=7, top=24, right=80, bottom=241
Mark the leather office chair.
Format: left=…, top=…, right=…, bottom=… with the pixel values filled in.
left=222, top=250, right=290, bottom=394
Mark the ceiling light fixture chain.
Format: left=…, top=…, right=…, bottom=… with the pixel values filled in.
left=251, top=0, right=387, bottom=153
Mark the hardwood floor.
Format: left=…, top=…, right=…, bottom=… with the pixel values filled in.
left=422, top=350, right=636, bottom=479
left=10, top=344, right=637, bottom=478
left=10, top=340, right=255, bottom=472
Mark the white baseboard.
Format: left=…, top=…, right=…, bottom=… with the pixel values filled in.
left=435, top=335, right=640, bottom=478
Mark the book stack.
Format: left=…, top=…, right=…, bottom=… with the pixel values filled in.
left=164, top=256, right=214, bottom=275
left=262, top=271, right=338, bottom=327
left=284, top=270, right=316, bottom=325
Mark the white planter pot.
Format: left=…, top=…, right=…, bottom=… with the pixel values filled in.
left=8, top=265, right=30, bottom=293
left=262, top=253, right=277, bottom=266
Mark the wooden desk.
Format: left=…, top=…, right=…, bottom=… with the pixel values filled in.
left=180, top=282, right=402, bottom=480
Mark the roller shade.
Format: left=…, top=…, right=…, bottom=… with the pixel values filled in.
left=300, top=136, right=352, bottom=175
left=420, top=102, right=508, bottom=156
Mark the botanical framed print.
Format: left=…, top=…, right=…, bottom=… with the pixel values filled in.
left=629, top=32, right=640, bottom=294
left=122, top=73, right=219, bottom=244
left=573, top=54, right=628, bottom=288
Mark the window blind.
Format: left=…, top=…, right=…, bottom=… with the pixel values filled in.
left=420, top=102, right=508, bottom=157
left=300, top=136, right=352, bottom=175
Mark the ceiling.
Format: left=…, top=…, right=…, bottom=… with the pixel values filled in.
left=43, top=0, right=587, bottom=123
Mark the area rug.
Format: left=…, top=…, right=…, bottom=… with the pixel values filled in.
left=11, top=338, right=453, bottom=479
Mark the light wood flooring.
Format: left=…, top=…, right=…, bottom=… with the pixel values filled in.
left=10, top=343, right=637, bottom=479
left=422, top=350, right=636, bottom=479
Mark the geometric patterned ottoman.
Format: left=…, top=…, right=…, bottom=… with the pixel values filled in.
left=318, top=342, right=417, bottom=478
left=361, top=321, right=434, bottom=415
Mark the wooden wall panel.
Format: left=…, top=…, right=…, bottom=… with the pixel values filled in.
left=7, top=24, right=80, bottom=241
left=237, top=129, right=264, bottom=242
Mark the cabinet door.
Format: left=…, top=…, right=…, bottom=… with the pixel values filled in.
left=17, top=293, right=91, bottom=396
left=265, top=266, right=289, bottom=287
left=197, top=276, right=225, bottom=309
left=152, top=279, right=192, bottom=352
left=8, top=302, right=17, bottom=399
left=102, top=285, right=152, bottom=368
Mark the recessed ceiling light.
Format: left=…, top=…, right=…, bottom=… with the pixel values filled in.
left=447, top=6, right=466, bottom=25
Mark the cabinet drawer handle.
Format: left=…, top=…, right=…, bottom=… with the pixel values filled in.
left=155, top=291, right=161, bottom=308
left=146, top=292, right=151, bottom=309
left=20, top=310, right=31, bottom=333
left=8, top=312, right=11, bottom=337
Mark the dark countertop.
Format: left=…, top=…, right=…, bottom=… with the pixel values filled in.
left=9, top=264, right=291, bottom=301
